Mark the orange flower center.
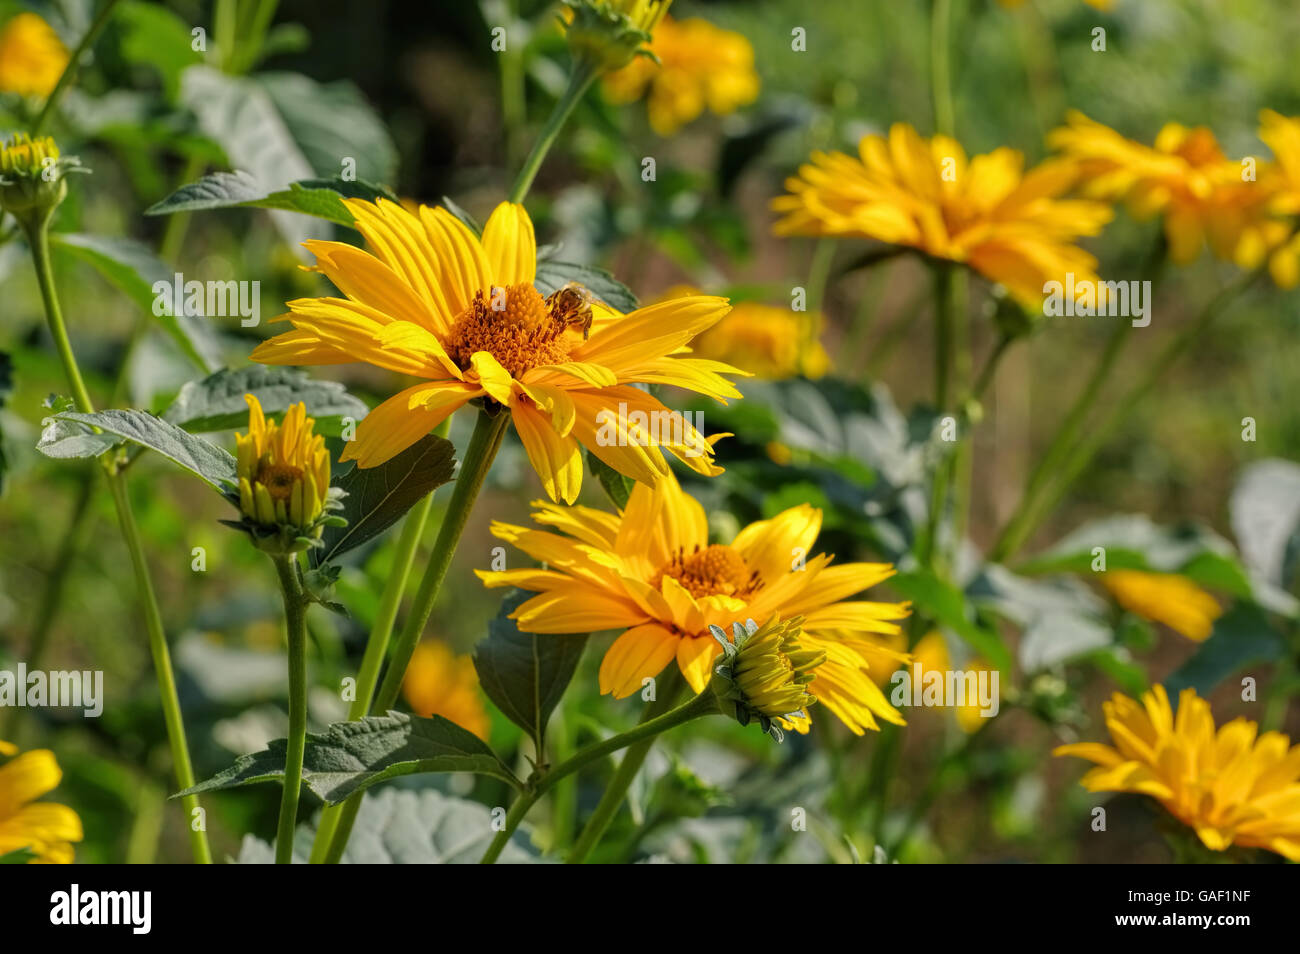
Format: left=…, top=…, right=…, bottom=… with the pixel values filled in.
left=654, top=544, right=761, bottom=600
left=257, top=462, right=303, bottom=500
left=447, top=282, right=592, bottom=379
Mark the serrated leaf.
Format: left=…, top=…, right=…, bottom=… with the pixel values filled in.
left=890, top=569, right=1012, bottom=672
left=50, top=233, right=221, bottom=373
left=145, top=171, right=396, bottom=226
left=535, top=260, right=639, bottom=313
left=38, top=409, right=236, bottom=491
left=586, top=449, right=633, bottom=510
left=163, top=366, right=368, bottom=435
left=311, top=432, right=457, bottom=567
left=473, top=590, right=589, bottom=749
left=178, top=712, right=520, bottom=803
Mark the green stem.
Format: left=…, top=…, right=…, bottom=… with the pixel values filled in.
left=930, top=0, right=955, bottom=136
left=885, top=721, right=989, bottom=857
left=271, top=554, right=309, bottom=864
left=1005, top=269, right=1264, bottom=560
left=31, top=0, right=123, bottom=135
left=932, top=264, right=954, bottom=411
left=803, top=238, right=836, bottom=369
left=480, top=688, right=716, bottom=864
left=24, top=215, right=210, bottom=863
left=566, top=673, right=682, bottom=863
left=508, top=60, right=598, bottom=203
left=320, top=410, right=510, bottom=863
left=307, top=487, right=436, bottom=863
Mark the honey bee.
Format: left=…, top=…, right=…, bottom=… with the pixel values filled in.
left=546, top=282, right=596, bottom=339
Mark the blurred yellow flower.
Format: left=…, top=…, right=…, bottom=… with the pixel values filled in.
left=402, top=642, right=491, bottom=740
left=772, top=123, right=1113, bottom=307
left=562, top=0, right=672, bottom=73
left=1100, top=570, right=1220, bottom=642
left=0, top=740, right=83, bottom=864
left=659, top=285, right=828, bottom=380
left=1055, top=686, right=1300, bottom=860
left=909, top=631, right=993, bottom=733
left=0, top=12, right=68, bottom=97
left=252, top=199, right=742, bottom=504
left=999, top=0, right=1114, bottom=10
left=236, top=394, right=331, bottom=534
left=1257, top=110, right=1300, bottom=287
left=603, top=14, right=760, bottom=135
left=478, top=469, right=910, bottom=733
left=1048, top=110, right=1293, bottom=275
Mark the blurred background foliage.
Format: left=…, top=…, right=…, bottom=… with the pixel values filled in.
left=1, top=0, right=1299, bottom=863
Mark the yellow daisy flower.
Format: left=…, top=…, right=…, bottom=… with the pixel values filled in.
left=1257, top=109, right=1300, bottom=288
left=602, top=14, right=760, bottom=135
left=1055, top=686, right=1300, bottom=861
left=251, top=199, right=742, bottom=504
left=0, top=12, right=68, bottom=97
left=477, top=469, right=911, bottom=733
left=235, top=394, right=331, bottom=535
left=772, top=122, right=1113, bottom=307
left=402, top=641, right=491, bottom=741
left=1048, top=110, right=1287, bottom=271
left=0, top=740, right=83, bottom=864
left=1100, top=570, right=1221, bottom=642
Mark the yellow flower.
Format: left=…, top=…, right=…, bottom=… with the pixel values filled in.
left=657, top=285, right=828, bottom=380
left=235, top=394, right=331, bottom=534
left=0, top=13, right=68, bottom=97
left=1257, top=110, right=1300, bottom=288
left=603, top=14, right=760, bottom=135
left=999, top=0, right=1114, bottom=10
left=477, top=469, right=910, bottom=733
left=0, top=740, right=83, bottom=864
left=251, top=199, right=743, bottom=504
left=1055, top=686, right=1300, bottom=860
left=402, top=641, right=491, bottom=741
left=772, top=123, right=1113, bottom=307
left=1048, top=110, right=1288, bottom=271
left=1100, top=570, right=1221, bottom=642
left=908, top=631, right=992, bottom=733
left=0, top=133, right=79, bottom=227
left=710, top=616, right=824, bottom=739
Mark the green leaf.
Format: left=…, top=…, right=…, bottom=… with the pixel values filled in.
left=586, top=449, right=633, bottom=510
left=50, top=233, right=221, bottom=373
left=441, top=195, right=482, bottom=235
left=311, top=432, right=457, bottom=567
left=145, top=171, right=396, bottom=226
left=969, top=565, right=1111, bottom=672
left=256, top=72, right=398, bottom=184
left=473, top=590, right=589, bottom=748
left=890, top=569, right=1012, bottom=672
left=178, top=712, right=521, bottom=804
left=1165, top=604, right=1286, bottom=695
left=535, top=260, right=639, bottom=313
left=163, top=366, right=367, bottom=435
left=1230, top=459, right=1300, bottom=589
left=235, top=789, right=537, bottom=863
left=38, top=409, right=236, bottom=492
left=113, top=0, right=202, bottom=101
left=0, top=847, right=37, bottom=864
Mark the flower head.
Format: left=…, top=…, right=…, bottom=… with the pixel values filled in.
left=772, top=123, right=1113, bottom=307
left=1100, top=570, right=1220, bottom=642
left=0, top=13, right=68, bottom=97
left=251, top=198, right=743, bottom=504
left=0, top=133, right=80, bottom=228
left=402, top=641, right=491, bottom=740
left=709, top=616, right=824, bottom=740
left=602, top=14, right=760, bottom=135
left=1055, top=686, right=1300, bottom=860
left=562, top=0, right=672, bottom=74
left=0, top=739, right=83, bottom=864
left=1048, top=110, right=1291, bottom=274
left=477, top=469, right=910, bottom=733
left=658, top=285, right=828, bottom=379
left=234, top=394, right=336, bottom=552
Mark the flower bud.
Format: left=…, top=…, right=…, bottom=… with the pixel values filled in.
left=708, top=616, right=824, bottom=741
left=0, top=133, right=79, bottom=230
left=561, top=0, right=671, bottom=74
